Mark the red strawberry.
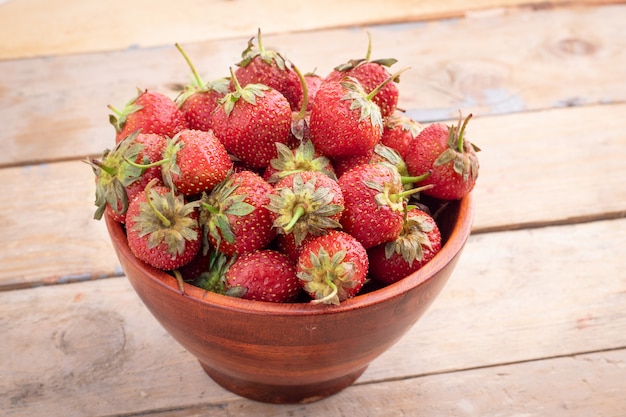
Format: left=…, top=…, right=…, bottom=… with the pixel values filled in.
left=87, top=131, right=150, bottom=221
left=296, top=230, right=368, bottom=305
left=103, top=132, right=168, bottom=222
left=211, top=68, right=292, bottom=169
left=174, top=43, right=230, bottom=131
left=309, top=77, right=383, bottom=158
left=109, top=89, right=187, bottom=143
left=368, top=208, right=442, bottom=285
left=326, top=32, right=399, bottom=118
left=338, top=162, right=416, bottom=249
left=332, top=143, right=411, bottom=180
left=161, top=129, right=232, bottom=196
left=405, top=113, right=480, bottom=200
left=381, top=113, right=425, bottom=159
left=225, top=249, right=301, bottom=303
left=263, top=140, right=336, bottom=184
left=199, top=170, right=276, bottom=256
left=125, top=180, right=201, bottom=271
left=331, top=149, right=374, bottom=179
left=267, top=171, right=344, bottom=260
left=234, top=28, right=303, bottom=111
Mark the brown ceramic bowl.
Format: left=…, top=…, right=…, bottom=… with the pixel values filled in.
left=106, top=193, right=474, bottom=404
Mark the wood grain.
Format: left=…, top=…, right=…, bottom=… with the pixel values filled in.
left=2, top=217, right=625, bottom=416
left=0, top=0, right=618, bottom=60
left=2, top=5, right=626, bottom=167
left=1, top=104, right=624, bottom=289
left=217, top=349, right=626, bottom=417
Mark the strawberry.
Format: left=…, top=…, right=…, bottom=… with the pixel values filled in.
left=368, top=207, right=442, bottom=285
left=87, top=131, right=149, bottom=221
left=338, top=162, right=418, bottom=249
left=296, top=230, right=368, bottom=305
left=234, top=28, right=303, bottom=111
left=326, top=32, right=400, bottom=118
left=225, top=249, right=301, bottom=303
left=263, top=140, right=336, bottom=184
left=332, top=143, right=411, bottom=180
left=109, top=89, right=187, bottom=143
left=103, top=132, right=168, bottom=222
left=174, top=43, right=230, bottom=131
left=161, top=129, right=232, bottom=196
left=381, top=113, right=425, bottom=159
left=125, top=180, right=201, bottom=271
left=199, top=170, right=276, bottom=256
left=309, top=77, right=383, bottom=158
left=267, top=171, right=344, bottom=259
left=405, top=113, right=480, bottom=200
left=211, top=68, right=292, bottom=169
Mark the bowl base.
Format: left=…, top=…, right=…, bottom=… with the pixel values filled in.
left=199, top=361, right=368, bottom=404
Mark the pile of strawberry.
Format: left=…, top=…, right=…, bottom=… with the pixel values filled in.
left=88, top=30, right=479, bottom=306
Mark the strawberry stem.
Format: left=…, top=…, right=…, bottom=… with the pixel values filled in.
left=291, top=63, right=309, bottom=120
left=255, top=28, right=266, bottom=54
left=175, top=43, right=204, bottom=87
left=311, top=275, right=339, bottom=305
left=283, top=205, right=306, bottom=233
left=144, top=179, right=171, bottom=227
left=172, top=269, right=185, bottom=294
left=401, top=170, right=431, bottom=185
left=123, top=156, right=171, bottom=170
left=457, top=113, right=473, bottom=153
left=91, top=159, right=117, bottom=176
left=107, top=104, right=123, bottom=117
left=365, top=31, right=373, bottom=62
left=229, top=66, right=243, bottom=93
left=390, top=184, right=435, bottom=203
left=366, top=66, right=410, bottom=101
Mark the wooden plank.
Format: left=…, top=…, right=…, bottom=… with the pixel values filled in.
left=0, top=161, right=120, bottom=289
left=470, top=103, right=626, bottom=232
left=159, top=349, right=626, bottom=417
left=0, top=0, right=617, bottom=60
left=2, top=4, right=626, bottom=167
left=1, top=104, right=624, bottom=289
left=2, top=218, right=626, bottom=416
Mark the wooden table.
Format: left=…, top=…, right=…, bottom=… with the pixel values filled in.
left=2, top=1, right=625, bottom=415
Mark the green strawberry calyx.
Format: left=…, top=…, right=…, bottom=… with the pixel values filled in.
left=364, top=165, right=433, bottom=211
left=238, top=28, right=288, bottom=70
left=160, top=133, right=186, bottom=192
left=193, top=249, right=238, bottom=295
left=267, top=141, right=336, bottom=183
left=220, top=67, right=269, bottom=116
left=297, top=247, right=359, bottom=306
left=86, top=131, right=144, bottom=220
left=199, top=175, right=255, bottom=251
left=108, top=88, right=145, bottom=133
left=131, top=179, right=200, bottom=257
left=385, top=113, right=424, bottom=138
left=434, top=112, right=480, bottom=182
left=340, top=77, right=383, bottom=131
left=266, top=173, right=343, bottom=246
left=384, top=210, right=435, bottom=266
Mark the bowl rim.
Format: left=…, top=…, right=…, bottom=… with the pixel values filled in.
left=106, top=193, right=474, bottom=316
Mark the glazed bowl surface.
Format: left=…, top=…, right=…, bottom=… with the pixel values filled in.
left=106, top=193, right=474, bottom=403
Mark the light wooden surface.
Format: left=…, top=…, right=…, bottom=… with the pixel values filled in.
left=2, top=1, right=625, bottom=416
